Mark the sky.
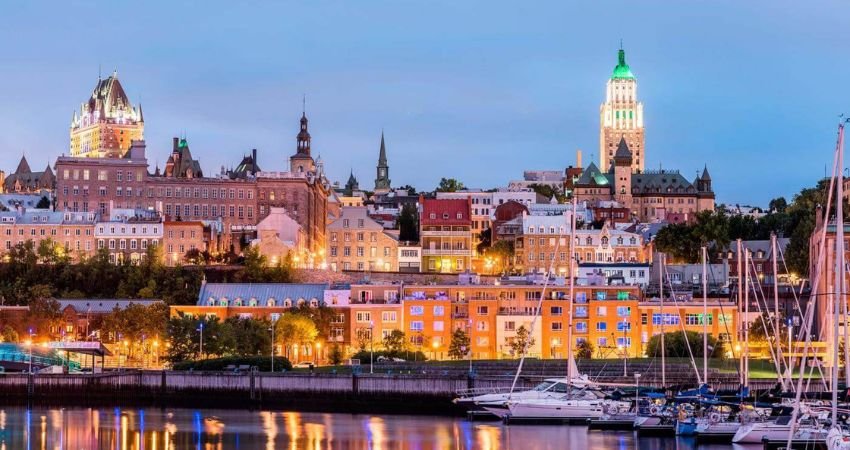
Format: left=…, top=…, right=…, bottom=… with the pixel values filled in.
left=0, top=1, right=847, bottom=206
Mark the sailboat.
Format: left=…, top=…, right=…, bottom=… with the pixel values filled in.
left=494, top=198, right=629, bottom=423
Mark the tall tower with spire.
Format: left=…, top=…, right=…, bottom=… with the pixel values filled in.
left=599, top=45, right=645, bottom=173
left=70, top=70, right=144, bottom=158
left=374, top=132, right=391, bottom=193
left=290, top=106, right=315, bottom=174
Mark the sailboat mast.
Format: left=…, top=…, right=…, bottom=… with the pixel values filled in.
left=566, top=196, right=577, bottom=382
left=744, top=244, right=750, bottom=389
left=771, top=233, right=783, bottom=389
left=660, top=253, right=666, bottom=389
left=833, top=121, right=845, bottom=424
left=702, top=246, right=708, bottom=385
left=737, top=238, right=744, bottom=387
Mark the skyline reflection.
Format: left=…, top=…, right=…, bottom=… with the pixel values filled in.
left=0, top=407, right=740, bottom=449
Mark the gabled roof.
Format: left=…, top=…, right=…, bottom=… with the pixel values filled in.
left=15, top=156, right=31, bottom=174
left=58, top=298, right=163, bottom=314
left=420, top=197, right=471, bottom=226
left=575, top=162, right=611, bottom=186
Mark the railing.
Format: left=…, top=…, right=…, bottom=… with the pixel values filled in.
left=420, top=230, right=470, bottom=237
left=421, top=249, right=472, bottom=256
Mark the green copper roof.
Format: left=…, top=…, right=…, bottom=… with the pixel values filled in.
left=611, top=48, right=635, bottom=80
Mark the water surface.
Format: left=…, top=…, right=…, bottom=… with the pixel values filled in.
left=0, top=407, right=747, bottom=449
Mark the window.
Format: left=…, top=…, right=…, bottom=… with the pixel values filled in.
left=616, top=321, right=631, bottom=331
left=597, top=337, right=608, bottom=347
left=616, top=306, right=630, bottom=317
left=616, top=337, right=632, bottom=348
left=381, top=311, right=397, bottom=322
left=356, top=312, right=372, bottom=323
left=551, top=322, right=563, bottom=331
left=652, top=313, right=680, bottom=326
left=504, top=321, right=515, bottom=331
left=409, top=305, right=424, bottom=316
left=575, top=321, right=587, bottom=333
left=410, top=321, right=424, bottom=331
left=433, top=321, right=444, bottom=332
left=574, top=306, right=588, bottom=318
left=433, top=305, right=444, bottom=316
left=550, top=306, right=562, bottom=316
left=596, top=322, right=607, bottom=331
left=596, top=306, right=607, bottom=316
left=476, top=306, right=489, bottom=315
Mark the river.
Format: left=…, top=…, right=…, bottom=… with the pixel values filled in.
left=0, top=407, right=749, bottom=449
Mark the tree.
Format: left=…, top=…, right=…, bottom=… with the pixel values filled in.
left=27, top=286, right=61, bottom=339
left=397, top=185, right=417, bottom=196
left=448, top=328, right=471, bottom=360
left=398, top=203, right=419, bottom=242
left=329, top=344, right=345, bottom=365
left=507, top=325, right=535, bottom=357
left=1, top=325, right=19, bottom=343
left=36, top=196, right=51, bottom=209
left=482, top=240, right=514, bottom=274
left=575, top=340, right=594, bottom=359
left=769, top=197, right=788, bottom=213
left=184, top=248, right=204, bottom=265
left=225, top=317, right=272, bottom=357
left=382, top=329, right=407, bottom=356
left=528, top=183, right=566, bottom=203
left=436, top=178, right=464, bottom=193
left=274, top=313, right=318, bottom=362
left=644, top=331, right=719, bottom=358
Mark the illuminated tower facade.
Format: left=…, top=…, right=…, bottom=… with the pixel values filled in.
left=70, top=71, right=144, bottom=158
left=599, top=47, right=644, bottom=172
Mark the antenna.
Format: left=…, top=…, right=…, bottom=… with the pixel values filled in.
left=302, top=94, right=306, bottom=116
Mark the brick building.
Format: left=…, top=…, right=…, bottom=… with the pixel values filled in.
left=327, top=207, right=399, bottom=272
left=419, top=196, right=473, bottom=273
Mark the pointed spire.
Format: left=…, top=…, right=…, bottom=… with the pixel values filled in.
left=15, top=155, right=31, bottom=174
left=137, top=103, right=144, bottom=122
left=378, top=131, right=388, bottom=166
left=700, top=164, right=711, bottom=181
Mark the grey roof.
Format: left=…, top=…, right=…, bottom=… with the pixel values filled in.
left=57, top=298, right=163, bottom=314
left=614, top=138, right=632, bottom=160
left=197, top=283, right=328, bottom=306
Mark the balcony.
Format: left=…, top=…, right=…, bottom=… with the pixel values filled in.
left=422, top=249, right=472, bottom=256
left=421, top=230, right=470, bottom=237
left=452, top=311, right=469, bottom=319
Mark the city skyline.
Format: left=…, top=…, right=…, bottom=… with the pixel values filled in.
left=1, top=1, right=848, bottom=205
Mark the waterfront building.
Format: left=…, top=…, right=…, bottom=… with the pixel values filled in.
left=0, top=209, right=96, bottom=261
left=94, top=208, right=162, bottom=264
left=3, top=156, right=55, bottom=193
left=327, top=207, right=399, bottom=272
left=419, top=196, right=473, bottom=273
left=599, top=46, right=645, bottom=172
left=70, top=72, right=144, bottom=159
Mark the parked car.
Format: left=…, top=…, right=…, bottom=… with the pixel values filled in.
left=292, top=362, right=314, bottom=369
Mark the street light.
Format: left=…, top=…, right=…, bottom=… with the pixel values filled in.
left=198, top=323, right=204, bottom=359
left=25, top=329, right=33, bottom=373
left=432, top=340, right=440, bottom=361
left=269, top=322, right=276, bottom=372
left=315, top=342, right=322, bottom=365
left=369, top=320, right=374, bottom=374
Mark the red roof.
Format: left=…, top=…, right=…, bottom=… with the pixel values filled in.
left=420, top=197, right=471, bottom=226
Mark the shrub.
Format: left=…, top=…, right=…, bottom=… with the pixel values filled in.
left=351, top=349, right=428, bottom=362
left=171, top=356, right=291, bottom=372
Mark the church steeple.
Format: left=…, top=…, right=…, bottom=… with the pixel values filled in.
left=374, top=131, right=391, bottom=193
left=290, top=99, right=315, bottom=174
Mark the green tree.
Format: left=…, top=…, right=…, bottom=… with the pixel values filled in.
left=35, top=196, right=51, bottom=209
left=183, top=248, right=204, bottom=265
left=575, top=340, right=594, bottom=359
left=528, top=183, right=566, bottom=203
left=769, top=197, right=788, bottom=213
left=382, top=329, right=407, bottom=356
left=507, top=325, right=535, bottom=357
left=645, top=331, right=719, bottom=358
left=448, top=328, right=470, bottom=360
left=1, top=325, right=19, bottom=343
left=329, top=344, right=345, bottom=365
left=225, top=317, right=272, bottom=357
left=436, top=178, right=464, bottom=192
left=397, top=185, right=417, bottom=196
left=274, top=313, right=318, bottom=362
left=27, top=286, right=61, bottom=339
left=398, top=203, right=419, bottom=242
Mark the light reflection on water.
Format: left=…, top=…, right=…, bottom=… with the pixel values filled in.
left=0, top=407, right=749, bottom=450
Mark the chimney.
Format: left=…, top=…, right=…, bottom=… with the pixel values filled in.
left=816, top=204, right=823, bottom=230
left=172, top=137, right=179, bottom=152
left=252, top=148, right=258, bottom=173
left=576, top=149, right=582, bottom=168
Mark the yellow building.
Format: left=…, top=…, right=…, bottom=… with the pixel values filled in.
left=70, top=72, right=144, bottom=158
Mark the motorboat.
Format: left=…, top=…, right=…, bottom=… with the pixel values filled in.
left=454, top=377, right=592, bottom=418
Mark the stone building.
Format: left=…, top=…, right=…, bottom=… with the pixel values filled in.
left=0, top=209, right=97, bottom=261
left=327, top=207, right=399, bottom=272
left=573, top=138, right=714, bottom=221
left=3, top=156, right=55, bottom=193
left=250, top=207, right=305, bottom=266
left=94, top=208, right=163, bottom=264
left=70, top=72, right=144, bottom=158
left=162, top=220, right=206, bottom=265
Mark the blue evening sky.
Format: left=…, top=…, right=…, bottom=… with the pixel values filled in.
left=0, top=1, right=846, bottom=206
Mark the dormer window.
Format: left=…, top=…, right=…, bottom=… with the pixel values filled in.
left=456, top=213, right=462, bottom=219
